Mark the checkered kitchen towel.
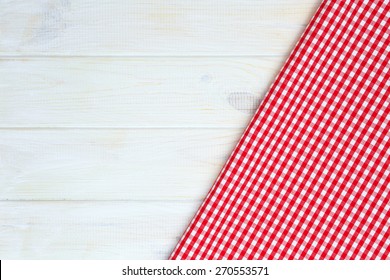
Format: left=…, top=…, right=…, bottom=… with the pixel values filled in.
left=170, top=0, right=390, bottom=259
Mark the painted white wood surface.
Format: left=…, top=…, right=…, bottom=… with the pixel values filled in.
left=0, top=57, right=283, bottom=128
left=0, top=201, right=200, bottom=259
left=0, top=0, right=320, bottom=56
left=0, top=0, right=321, bottom=259
left=0, top=129, right=242, bottom=200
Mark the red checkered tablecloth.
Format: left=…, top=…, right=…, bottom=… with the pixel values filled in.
left=170, top=0, right=390, bottom=260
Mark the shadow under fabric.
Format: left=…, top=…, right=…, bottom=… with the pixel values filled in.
left=170, top=0, right=390, bottom=260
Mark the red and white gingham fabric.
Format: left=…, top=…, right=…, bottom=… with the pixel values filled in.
left=170, top=0, right=390, bottom=260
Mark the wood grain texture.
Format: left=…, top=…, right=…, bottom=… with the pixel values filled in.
left=0, top=57, right=284, bottom=128
left=0, top=0, right=321, bottom=259
left=0, top=128, right=242, bottom=200
left=0, top=0, right=320, bottom=56
left=0, top=201, right=199, bottom=259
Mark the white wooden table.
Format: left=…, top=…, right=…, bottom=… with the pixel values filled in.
left=0, top=0, right=320, bottom=259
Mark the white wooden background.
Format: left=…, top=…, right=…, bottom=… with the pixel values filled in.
left=0, top=0, right=321, bottom=259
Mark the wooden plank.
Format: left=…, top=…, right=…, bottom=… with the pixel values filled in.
left=0, top=200, right=199, bottom=259
left=0, top=57, right=284, bottom=128
left=0, top=0, right=321, bottom=56
left=0, top=128, right=242, bottom=200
